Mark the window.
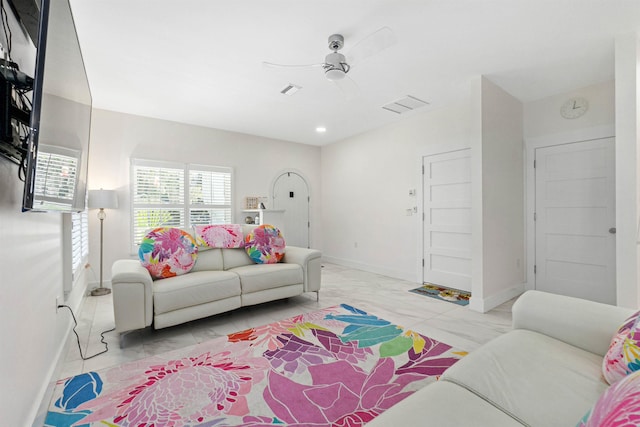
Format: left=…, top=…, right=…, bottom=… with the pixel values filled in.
left=62, top=208, right=89, bottom=294
left=131, top=159, right=233, bottom=246
left=71, top=209, right=89, bottom=279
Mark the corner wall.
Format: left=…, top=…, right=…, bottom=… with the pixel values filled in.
left=469, top=77, right=525, bottom=312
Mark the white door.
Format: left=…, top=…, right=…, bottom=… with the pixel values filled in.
left=423, top=149, right=472, bottom=292
left=534, top=138, right=616, bottom=304
left=272, top=172, right=310, bottom=248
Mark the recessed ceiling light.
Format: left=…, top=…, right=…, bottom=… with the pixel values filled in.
left=316, top=126, right=327, bottom=133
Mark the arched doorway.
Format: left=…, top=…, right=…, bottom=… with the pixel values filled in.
left=272, top=171, right=310, bottom=248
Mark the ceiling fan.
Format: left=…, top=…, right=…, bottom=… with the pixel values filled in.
left=263, top=26, right=396, bottom=97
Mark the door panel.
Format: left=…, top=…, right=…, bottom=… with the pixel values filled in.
left=423, top=149, right=472, bottom=291
left=534, top=138, right=615, bottom=304
left=272, top=172, right=309, bottom=248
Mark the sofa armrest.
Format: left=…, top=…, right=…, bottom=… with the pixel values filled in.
left=282, top=246, right=322, bottom=293
left=512, top=290, right=634, bottom=357
left=111, top=259, right=154, bottom=334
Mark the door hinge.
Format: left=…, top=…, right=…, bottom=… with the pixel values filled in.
left=422, top=165, right=424, bottom=175
left=534, top=212, right=537, bottom=221
left=533, top=160, right=536, bottom=168
left=308, top=221, right=310, bottom=228
left=534, top=265, right=537, bottom=274
left=422, top=259, right=425, bottom=267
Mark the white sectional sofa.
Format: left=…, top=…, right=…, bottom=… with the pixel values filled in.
left=110, top=225, right=321, bottom=342
left=368, top=290, right=634, bottom=427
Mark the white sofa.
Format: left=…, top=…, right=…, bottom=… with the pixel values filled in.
left=368, top=290, right=634, bottom=427
left=110, top=225, right=321, bottom=341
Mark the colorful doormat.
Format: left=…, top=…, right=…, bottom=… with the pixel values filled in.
left=46, top=304, right=465, bottom=426
left=410, top=283, right=471, bottom=306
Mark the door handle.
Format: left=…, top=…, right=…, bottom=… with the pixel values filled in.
left=609, top=227, right=616, bottom=234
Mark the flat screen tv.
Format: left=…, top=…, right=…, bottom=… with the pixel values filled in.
left=22, top=0, right=92, bottom=212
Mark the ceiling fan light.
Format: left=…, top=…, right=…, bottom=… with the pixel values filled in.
left=326, top=68, right=346, bottom=81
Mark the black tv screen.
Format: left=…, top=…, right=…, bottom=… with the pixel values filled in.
left=22, top=0, right=91, bottom=212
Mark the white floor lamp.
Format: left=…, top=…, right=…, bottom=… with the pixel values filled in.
left=88, top=189, right=119, bottom=296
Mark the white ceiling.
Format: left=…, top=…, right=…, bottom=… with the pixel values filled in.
left=68, top=0, right=640, bottom=146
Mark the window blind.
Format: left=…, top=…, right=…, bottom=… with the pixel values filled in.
left=189, top=166, right=232, bottom=226
left=131, top=159, right=233, bottom=247
left=70, top=209, right=89, bottom=282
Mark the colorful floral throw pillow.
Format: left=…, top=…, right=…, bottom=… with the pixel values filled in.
left=603, top=310, right=640, bottom=385
left=577, top=370, right=640, bottom=426
left=139, top=227, right=198, bottom=279
left=244, top=224, right=285, bottom=264
left=194, top=224, right=244, bottom=248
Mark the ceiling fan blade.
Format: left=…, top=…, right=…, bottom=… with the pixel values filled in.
left=347, top=26, right=396, bottom=66
left=331, top=75, right=360, bottom=100
left=262, top=61, right=325, bottom=69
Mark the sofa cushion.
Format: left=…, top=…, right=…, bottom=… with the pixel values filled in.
left=603, top=310, right=640, bottom=385
left=577, top=369, right=640, bottom=426
left=190, top=248, right=224, bottom=272
left=139, top=227, right=198, bottom=279
left=194, top=224, right=244, bottom=248
left=230, top=263, right=303, bottom=294
left=366, top=380, right=525, bottom=427
left=441, top=329, right=607, bottom=427
left=244, top=224, right=285, bottom=264
left=222, top=248, right=254, bottom=270
left=153, top=270, right=240, bottom=314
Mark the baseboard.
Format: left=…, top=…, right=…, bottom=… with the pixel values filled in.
left=31, top=277, right=90, bottom=426
left=469, top=283, right=526, bottom=313
left=322, top=256, right=417, bottom=283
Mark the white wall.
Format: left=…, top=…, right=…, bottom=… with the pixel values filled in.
left=524, top=80, right=615, bottom=139
left=86, top=108, right=321, bottom=283
left=470, top=77, right=525, bottom=311
left=614, top=35, right=640, bottom=309
left=321, top=101, right=472, bottom=281
left=0, top=8, right=84, bottom=426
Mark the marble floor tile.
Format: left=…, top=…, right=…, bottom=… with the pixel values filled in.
left=58, top=262, right=517, bottom=379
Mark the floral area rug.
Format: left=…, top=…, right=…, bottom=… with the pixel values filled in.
left=410, top=283, right=471, bottom=306
left=46, top=304, right=466, bottom=426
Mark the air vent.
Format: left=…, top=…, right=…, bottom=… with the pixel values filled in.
left=280, top=83, right=301, bottom=96
left=382, top=95, right=429, bottom=114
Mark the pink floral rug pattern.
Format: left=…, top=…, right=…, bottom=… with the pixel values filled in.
left=46, top=304, right=466, bottom=426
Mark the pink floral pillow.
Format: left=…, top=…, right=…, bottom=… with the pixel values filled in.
left=577, top=370, right=640, bottom=426
left=244, top=224, right=285, bottom=264
left=138, top=227, right=198, bottom=279
left=603, top=310, right=640, bottom=384
left=194, top=224, right=244, bottom=248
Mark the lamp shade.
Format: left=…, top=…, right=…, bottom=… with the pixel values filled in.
left=88, top=189, right=119, bottom=209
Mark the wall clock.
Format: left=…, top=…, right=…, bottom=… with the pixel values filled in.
left=560, top=97, right=589, bottom=119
